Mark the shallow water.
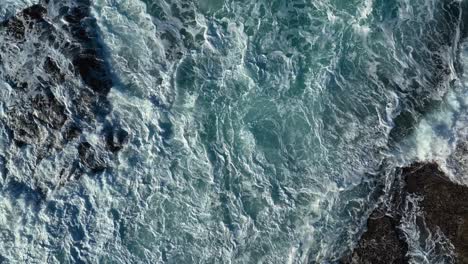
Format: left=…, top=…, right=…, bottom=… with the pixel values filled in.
left=0, top=0, right=466, bottom=263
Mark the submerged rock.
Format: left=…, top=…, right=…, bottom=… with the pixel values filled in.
left=340, top=163, right=468, bottom=264
left=0, top=2, right=127, bottom=191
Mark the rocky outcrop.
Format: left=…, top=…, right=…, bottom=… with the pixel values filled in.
left=340, top=163, right=468, bottom=264
left=340, top=213, right=408, bottom=264
left=0, top=2, right=128, bottom=190
left=405, top=163, right=468, bottom=263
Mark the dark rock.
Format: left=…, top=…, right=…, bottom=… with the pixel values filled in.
left=2, top=18, right=25, bottom=40
left=340, top=163, right=468, bottom=264
left=0, top=1, right=127, bottom=188
left=22, top=4, right=47, bottom=21
left=50, top=0, right=113, bottom=96
left=403, top=163, right=468, bottom=263
left=63, top=123, right=82, bottom=141
left=43, top=57, right=65, bottom=83
left=105, top=127, right=129, bottom=153
left=78, top=142, right=108, bottom=173
left=340, top=214, right=408, bottom=264
left=73, top=54, right=112, bottom=94
left=0, top=5, right=48, bottom=40
left=0, top=155, right=8, bottom=180
left=31, top=86, right=67, bottom=129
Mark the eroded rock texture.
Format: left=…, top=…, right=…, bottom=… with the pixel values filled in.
left=340, top=163, right=468, bottom=264
left=0, top=1, right=127, bottom=192
left=405, top=163, right=468, bottom=263
left=340, top=213, right=408, bottom=264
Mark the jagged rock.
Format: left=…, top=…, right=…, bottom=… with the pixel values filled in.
left=105, top=126, right=129, bottom=153
left=340, top=163, right=468, bottom=264
left=0, top=2, right=128, bottom=190
left=340, top=213, right=408, bottom=264
left=78, top=142, right=109, bottom=173
left=404, top=163, right=468, bottom=263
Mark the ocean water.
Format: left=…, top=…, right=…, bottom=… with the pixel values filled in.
left=0, top=0, right=466, bottom=263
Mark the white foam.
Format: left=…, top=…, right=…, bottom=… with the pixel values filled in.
left=409, top=42, right=468, bottom=185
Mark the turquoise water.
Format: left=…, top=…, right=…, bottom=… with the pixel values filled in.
left=0, top=0, right=467, bottom=263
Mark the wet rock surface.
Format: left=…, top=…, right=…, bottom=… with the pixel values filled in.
left=0, top=2, right=127, bottom=192
left=339, top=213, right=408, bottom=264
left=340, top=163, right=468, bottom=264
left=405, top=163, right=468, bottom=263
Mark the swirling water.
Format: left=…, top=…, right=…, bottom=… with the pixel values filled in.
left=0, top=0, right=467, bottom=263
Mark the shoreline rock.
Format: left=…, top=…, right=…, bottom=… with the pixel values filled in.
left=340, top=163, right=468, bottom=264
left=0, top=2, right=128, bottom=193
